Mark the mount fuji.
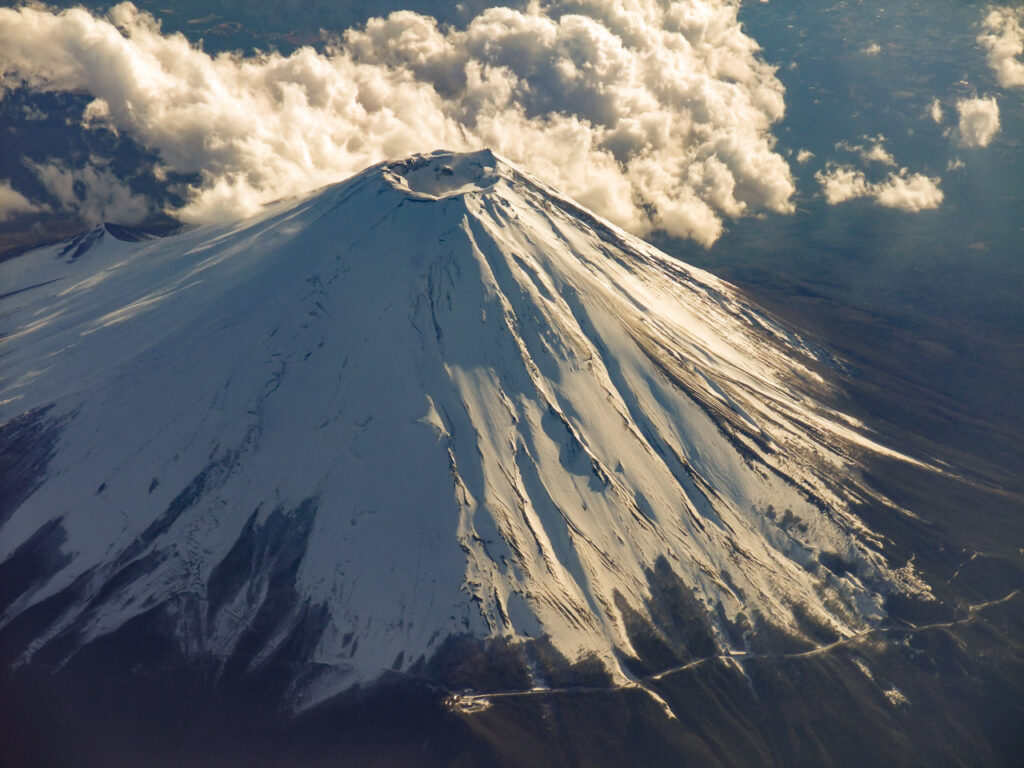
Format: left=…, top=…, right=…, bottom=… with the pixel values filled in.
left=5, top=150, right=1021, bottom=767
left=0, top=149, right=934, bottom=706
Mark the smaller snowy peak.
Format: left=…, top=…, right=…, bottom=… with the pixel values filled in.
left=383, top=149, right=502, bottom=200
left=100, top=222, right=155, bottom=243
left=57, top=222, right=155, bottom=262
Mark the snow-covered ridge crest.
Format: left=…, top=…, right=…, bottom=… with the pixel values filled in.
left=383, top=149, right=503, bottom=200
left=0, top=149, right=931, bottom=707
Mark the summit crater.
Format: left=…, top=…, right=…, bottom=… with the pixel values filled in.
left=383, top=149, right=503, bottom=200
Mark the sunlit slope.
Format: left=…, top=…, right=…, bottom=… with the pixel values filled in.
left=0, top=150, right=931, bottom=707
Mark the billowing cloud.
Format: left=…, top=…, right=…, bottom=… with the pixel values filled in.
left=928, top=98, right=943, bottom=124
left=30, top=160, right=151, bottom=224
left=956, top=96, right=1000, bottom=147
left=0, top=180, right=45, bottom=221
left=836, top=135, right=897, bottom=167
left=815, top=166, right=943, bottom=212
left=0, top=1, right=796, bottom=246
left=816, top=132, right=942, bottom=212
left=979, top=7, right=1024, bottom=89
left=816, top=166, right=868, bottom=205
left=870, top=171, right=944, bottom=211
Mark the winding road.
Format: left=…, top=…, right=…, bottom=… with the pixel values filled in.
left=447, top=588, right=1021, bottom=715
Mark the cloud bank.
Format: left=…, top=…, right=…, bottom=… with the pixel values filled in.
left=815, top=135, right=943, bottom=213
left=956, top=96, right=1000, bottom=148
left=0, top=1, right=796, bottom=245
left=0, top=180, right=44, bottom=221
left=980, top=6, right=1024, bottom=89
left=30, top=160, right=153, bottom=224
left=836, top=135, right=896, bottom=167
left=816, top=166, right=943, bottom=212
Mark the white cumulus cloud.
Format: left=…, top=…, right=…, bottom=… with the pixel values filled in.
left=30, top=160, right=152, bottom=224
left=870, top=171, right=944, bottom=212
left=851, top=135, right=896, bottom=167
left=834, top=135, right=897, bottom=167
left=956, top=96, right=1000, bottom=147
left=0, top=1, right=797, bottom=246
left=979, top=6, right=1024, bottom=89
left=816, top=166, right=943, bottom=212
left=0, top=180, right=45, bottom=221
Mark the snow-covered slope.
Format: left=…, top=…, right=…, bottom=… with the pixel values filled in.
left=0, top=150, right=931, bottom=706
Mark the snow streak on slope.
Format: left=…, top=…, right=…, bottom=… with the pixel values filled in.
left=0, top=150, right=930, bottom=706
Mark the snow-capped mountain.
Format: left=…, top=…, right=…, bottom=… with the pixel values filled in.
left=0, top=149, right=932, bottom=708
